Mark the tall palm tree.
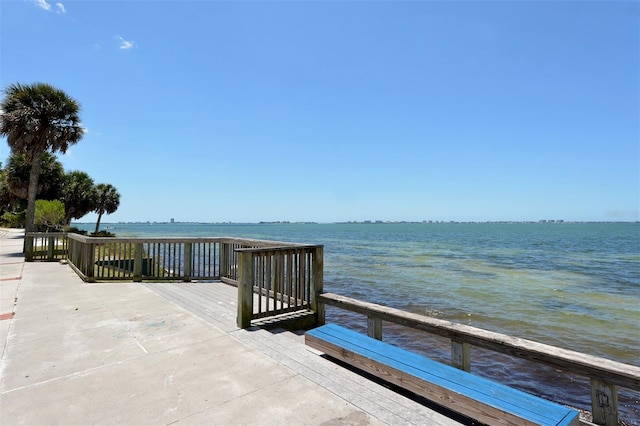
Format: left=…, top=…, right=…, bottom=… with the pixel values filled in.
left=0, top=83, right=84, bottom=258
left=93, top=183, right=120, bottom=234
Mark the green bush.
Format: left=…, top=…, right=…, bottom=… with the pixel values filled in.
left=1, top=210, right=25, bottom=228
left=64, top=226, right=88, bottom=235
left=90, top=230, right=115, bottom=237
left=35, top=199, right=65, bottom=231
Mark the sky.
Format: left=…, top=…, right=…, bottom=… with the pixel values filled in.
left=1, top=0, right=638, bottom=223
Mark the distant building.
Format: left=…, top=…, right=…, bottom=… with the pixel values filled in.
left=170, top=218, right=175, bottom=223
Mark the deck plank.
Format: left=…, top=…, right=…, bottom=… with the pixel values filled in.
left=143, top=281, right=465, bottom=426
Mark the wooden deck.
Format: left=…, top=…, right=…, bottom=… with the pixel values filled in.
left=143, top=281, right=467, bottom=426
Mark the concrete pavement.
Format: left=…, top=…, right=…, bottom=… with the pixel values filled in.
left=0, top=228, right=462, bottom=425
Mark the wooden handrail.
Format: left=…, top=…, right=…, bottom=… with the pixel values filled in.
left=318, top=292, right=639, bottom=426
left=318, top=292, right=640, bottom=391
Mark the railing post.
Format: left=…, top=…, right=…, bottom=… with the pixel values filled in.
left=237, top=251, right=254, bottom=328
left=47, top=235, right=55, bottom=260
left=451, top=340, right=471, bottom=372
left=367, top=316, right=382, bottom=340
left=311, top=246, right=324, bottom=325
left=591, top=378, right=618, bottom=426
left=25, top=234, right=34, bottom=261
left=85, top=240, right=95, bottom=279
left=183, top=242, right=192, bottom=282
left=220, top=243, right=228, bottom=277
left=133, top=243, right=143, bottom=282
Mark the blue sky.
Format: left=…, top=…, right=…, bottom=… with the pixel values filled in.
left=1, top=0, right=638, bottom=223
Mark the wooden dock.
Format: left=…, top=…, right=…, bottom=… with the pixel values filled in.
left=143, top=281, right=468, bottom=425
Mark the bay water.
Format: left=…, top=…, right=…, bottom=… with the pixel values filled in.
left=74, top=221, right=639, bottom=422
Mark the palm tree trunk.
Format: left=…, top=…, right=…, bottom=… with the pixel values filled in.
left=94, top=212, right=103, bottom=234
left=24, top=152, right=43, bottom=261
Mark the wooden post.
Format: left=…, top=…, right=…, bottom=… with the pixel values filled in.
left=85, top=241, right=95, bottom=279
left=367, top=316, right=383, bottom=340
left=47, top=235, right=55, bottom=260
left=311, top=246, right=324, bottom=325
left=451, top=340, right=471, bottom=372
left=133, top=243, right=143, bottom=282
left=25, top=235, right=34, bottom=262
left=591, top=378, right=618, bottom=426
left=183, top=242, right=192, bottom=281
left=237, top=251, right=254, bottom=328
left=220, top=243, right=228, bottom=277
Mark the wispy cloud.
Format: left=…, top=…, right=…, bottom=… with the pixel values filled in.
left=34, top=0, right=66, bottom=13
left=116, top=36, right=135, bottom=50
left=35, top=0, right=51, bottom=11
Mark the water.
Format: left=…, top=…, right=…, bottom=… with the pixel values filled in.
left=74, top=221, right=639, bottom=422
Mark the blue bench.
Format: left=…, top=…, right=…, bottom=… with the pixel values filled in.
left=306, top=324, right=579, bottom=426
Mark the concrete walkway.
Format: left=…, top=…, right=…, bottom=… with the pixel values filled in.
left=0, top=228, right=462, bottom=425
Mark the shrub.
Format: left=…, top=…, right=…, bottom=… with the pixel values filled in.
left=64, top=226, right=88, bottom=235
left=90, top=230, right=115, bottom=237
left=1, top=210, right=25, bottom=228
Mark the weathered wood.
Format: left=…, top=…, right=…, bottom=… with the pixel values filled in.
left=133, top=243, right=143, bottom=281
left=591, top=379, right=618, bottom=426
left=24, top=235, right=34, bottom=261
left=367, top=316, right=383, bottom=340
left=219, top=243, right=229, bottom=277
left=318, top=292, right=640, bottom=392
left=306, top=324, right=580, bottom=426
left=312, top=246, right=324, bottom=325
left=85, top=241, right=95, bottom=278
left=183, top=242, right=192, bottom=281
left=451, top=340, right=471, bottom=372
left=237, top=251, right=254, bottom=328
left=47, top=236, right=55, bottom=260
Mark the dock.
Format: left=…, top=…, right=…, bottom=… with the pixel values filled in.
left=0, top=228, right=463, bottom=425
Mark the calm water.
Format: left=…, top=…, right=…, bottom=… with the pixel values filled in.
left=75, top=221, right=639, bottom=422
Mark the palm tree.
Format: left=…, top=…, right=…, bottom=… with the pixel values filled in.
left=0, top=83, right=84, bottom=258
left=93, top=183, right=120, bottom=234
left=61, top=171, right=96, bottom=225
left=5, top=152, right=65, bottom=201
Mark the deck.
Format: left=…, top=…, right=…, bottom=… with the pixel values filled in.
left=143, top=281, right=468, bottom=425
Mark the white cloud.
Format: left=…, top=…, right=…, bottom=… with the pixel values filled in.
left=34, top=0, right=66, bottom=13
left=34, top=0, right=51, bottom=11
left=117, top=36, right=135, bottom=50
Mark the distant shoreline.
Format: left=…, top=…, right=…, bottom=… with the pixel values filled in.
left=72, top=220, right=640, bottom=226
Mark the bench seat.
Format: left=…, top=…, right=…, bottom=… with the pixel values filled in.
left=305, top=324, right=579, bottom=426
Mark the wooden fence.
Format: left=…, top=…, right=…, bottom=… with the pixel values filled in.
left=317, top=292, right=640, bottom=426
left=24, top=232, right=68, bottom=261
left=65, top=234, right=225, bottom=281
left=25, top=232, right=324, bottom=327
left=236, top=245, right=323, bottom=328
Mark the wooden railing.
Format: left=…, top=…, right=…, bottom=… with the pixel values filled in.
left=28, top=233, right=325, bottom=327
left=236, top=244, right=323, bottom=328
left=65, top=234, right=225, bottom=282
left=25, top=232, right=68, bottom=261
left=317, top=292, right=640, bottom=426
